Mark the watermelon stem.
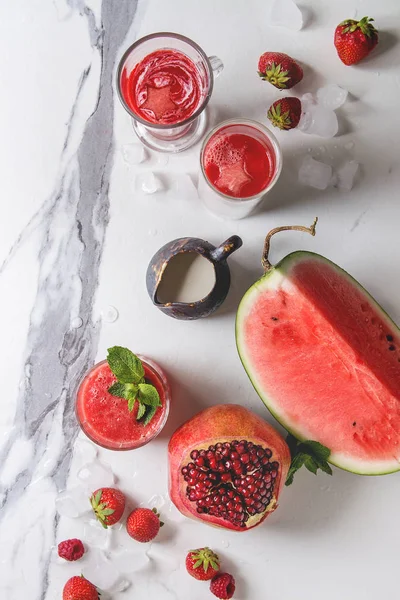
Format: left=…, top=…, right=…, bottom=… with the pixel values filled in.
left=261, top=218, right=318, bottom=272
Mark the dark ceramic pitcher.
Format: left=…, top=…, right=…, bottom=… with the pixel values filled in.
left=146, top=235, right=243, bottom=320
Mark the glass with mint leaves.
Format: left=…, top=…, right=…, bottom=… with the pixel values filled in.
left=76, top=347, right=171, bottom=450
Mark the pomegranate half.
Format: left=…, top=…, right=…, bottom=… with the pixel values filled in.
left=168, top=404, right=290, bottom=531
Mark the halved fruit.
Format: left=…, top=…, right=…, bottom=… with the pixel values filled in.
left=168, top=404, right=290, bottom=531
left=236, top=220, right=400, bottom=475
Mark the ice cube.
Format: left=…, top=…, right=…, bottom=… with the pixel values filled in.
left=136, top=172, right=162, bottom=194
left=214, top=163, right=251, bottom=197
left=83, top=519, right=112, bottom=550
left=77, top=460, right=115, bottom=492
left=166, top=501, right=186, bottom=524
left=55, top=486, right=91, bottom=518
left=269, top=0, right=303, bottom=31
left=141, top=494, right=166, bottom=511
left=298, top=156, right=333, bottom=190
left=75, top=438, right=98, bottom=463
left=316, top=84, right=348, bottom=110
left=336, top=161, right=359, bottom=191
left=122, top=143, right=146, bottom=165
left=299, top=106, right=339, bottom=138
left=156, top=153, right=169, bottom=167
left=111, top=579, right=131, bottom=592
left=82, top=549, right=120, bottom=591
left=71, top=317, right=83, bottom=329
left=172, top=173, right=198, bottom=201
left=301, top=93, right=316, bottom=109
left=100, top=305, right=119, bottom=323
left=113, top=548, right=150, bottom=573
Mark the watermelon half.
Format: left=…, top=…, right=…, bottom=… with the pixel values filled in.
left=236, top=231, right=400, bottom=475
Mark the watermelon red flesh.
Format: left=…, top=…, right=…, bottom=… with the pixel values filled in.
left=236, top=251, right=400, bottom=475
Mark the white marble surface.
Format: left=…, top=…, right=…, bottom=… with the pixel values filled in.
left=1, top=0, right=400, bottom=598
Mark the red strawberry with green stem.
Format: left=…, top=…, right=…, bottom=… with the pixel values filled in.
left=334, top=16, right=378, bottom=65
left=185, top=547, right=220, bottom=581
left=267, top=97, right=302, bottom=130
left=126, top=507, right=163, bottom=542
left=258, top=52, right=303, bottom=89
left=90, top=487, right=126, bottom=529
left=63, top=575, right=99, bottom=600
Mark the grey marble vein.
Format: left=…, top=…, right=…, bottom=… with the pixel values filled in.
left=0, top=0, right=139, bottom=597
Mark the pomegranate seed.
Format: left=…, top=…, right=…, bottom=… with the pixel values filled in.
left=195, top=457, right=205, bottom=467
left=209, top=445, right=216, bottom=452
left=236, top=444, right=246, bottom=454
left=221, top=473, right=231, bottom=482
left=240, top=453, right=250, bottom=464
left=271, top=461, right=279, bottom=469
left=224, top=460, right=232, bottom=470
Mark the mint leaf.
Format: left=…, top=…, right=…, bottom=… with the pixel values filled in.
left=138, top=383, right=161, bottom=407
left=285, top=452, right=306, bottom=486
left=143, top=404, right=158, bottom=426
left=304, top=455, right=318, bottom=474
left=108, top=382, right=138, bottom=400
left=127, top=396, right=136, bottom=412
left=107, top=346, right=145, bottom=384
left=285, top=436, right=332, bottom=486
left=136, top=402, right=146, bottom=420
left=301, top=440, right=330, bottom=462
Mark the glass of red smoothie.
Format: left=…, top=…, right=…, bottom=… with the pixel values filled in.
left=116, top=32, right=223, bottom=153
left=76, top=355, right=170, bottom=450
left=199, top=119, right=283, bottom=219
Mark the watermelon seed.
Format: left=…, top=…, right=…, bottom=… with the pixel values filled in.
left=353, top=422, right=356, bottom=426
left=386, top=334, right=394, bottom=342
left=388, top=345, right=395, bottom=351
left=271, top=317, right=278, bottom=321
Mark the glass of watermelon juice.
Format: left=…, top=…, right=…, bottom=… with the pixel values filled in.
left=199, top=119, right=282, bottom=219
left=76, top=355, right=170, bottom=450
left=116, top=32, right=224, bottom=153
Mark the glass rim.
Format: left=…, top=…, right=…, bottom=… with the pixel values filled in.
left=75, top=356, right=171, bottom=451
left=200, top=118, right=283, bottom=202
left=116, top=31, right=214, bottom=130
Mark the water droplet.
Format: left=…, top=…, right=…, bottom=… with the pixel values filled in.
left=101, top=306, right=119, bottom=323
left=71, top=317, right=83, bottom=329
left=221, top=540, right=230, bottom=548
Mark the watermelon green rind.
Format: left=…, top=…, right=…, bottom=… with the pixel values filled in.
left=236, top=250, right=400, bottom=476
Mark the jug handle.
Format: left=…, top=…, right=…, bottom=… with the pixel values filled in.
left=210, top=236, right=243, bottom=262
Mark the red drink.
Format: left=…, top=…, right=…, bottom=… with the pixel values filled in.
left=120, top=49, right=204, bottom=126
left=203, top=124, right=278, bottom=198
left=76, top=357, right=170, bottom=450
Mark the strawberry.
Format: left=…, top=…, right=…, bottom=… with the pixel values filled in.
left=210, top=572, right=236, bottom=599
left=185, top=547, right=220, bottom=581
left=126, top=507, right=162, bottom=542
left=258, top=52, right=303, bottom=89
left=63, top=575, right=98, bottom=600
left=90, top=487, right=125, bottom=529
left=58, top=538, right=85, bottom=561
left=267, top=97, right=302, bottom=130
left=334, top=16, right=378, bottom=65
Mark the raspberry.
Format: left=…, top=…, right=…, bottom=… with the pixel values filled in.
left=210, top=572, right=236, bottom=599
left=58, top=538, right=85, bottom=561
